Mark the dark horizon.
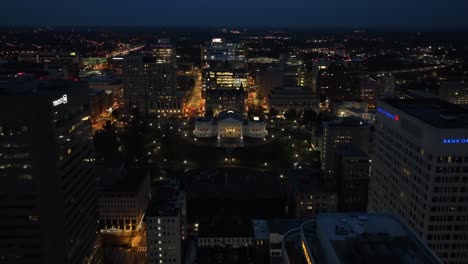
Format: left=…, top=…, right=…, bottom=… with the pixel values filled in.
left=2, top=0, right=468, bottom=29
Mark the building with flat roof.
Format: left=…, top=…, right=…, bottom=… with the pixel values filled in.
left=122, top=54, right=182, bottom=116
left=97, top=165, right=151, bottom=232
left=0, top=77, right=99, bottom=264
left=287, top=169, right=337, bottom=218
left=438, top=80, right=468, bottom=105
left=268, top=86, right=317, bottom=114
left=337, top=146, right=370, bottom=212
left=320, top=117, right=371, bottom=185
left=282, top=213, right=441, bottom=264
left=146, top=181, right=186, bottom=264
left=369, top=99, right=468, bottom=263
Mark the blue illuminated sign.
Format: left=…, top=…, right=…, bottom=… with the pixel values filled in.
left=442, top=139, right=468, bottom=144
left=377, top=107, right=399, bottom=121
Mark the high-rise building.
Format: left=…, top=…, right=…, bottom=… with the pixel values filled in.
left=0, top=78, right=99, bottom=264
left=320, top=117, right=371, bottom=184
left=201, top=38, right=246, bottom=64
left=359, top=76, right=378, bottom=103
left=151, top=38, right=176, bottom=65
left=337, top=146, right=370, bottom=212
left=201, top=38, right=248, bottom=97
left=368, top=99, right=468, bottom=263
left=439, top=80, right=468, bottom=105
left=377, top=74, right=396, bottom=98
left=122, top=54, right=182, bottom=116
left=146, top=181, right=186, bottom=264
left=316, top=61, right=350, bottom=100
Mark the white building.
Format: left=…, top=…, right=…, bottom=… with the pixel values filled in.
left=368, top=99, right=468, bottom=263
left=194, top=111, right=267, bottom=144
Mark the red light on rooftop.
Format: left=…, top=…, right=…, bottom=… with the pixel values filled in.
left=394, top=115, right=399, bottom=121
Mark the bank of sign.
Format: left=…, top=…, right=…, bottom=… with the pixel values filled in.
left=443, top=139, right=468, bottom=144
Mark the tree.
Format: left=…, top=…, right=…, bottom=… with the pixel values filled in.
left=205, top=107, right=214, bottom=118
left=302, top=109, right=318, bottom=126
left=284, top=109, right=298, bottom=120
left=268, top=108, right=278, bottom=118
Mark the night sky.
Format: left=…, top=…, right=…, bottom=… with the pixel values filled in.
left=1, top=0, right=468, bottom=28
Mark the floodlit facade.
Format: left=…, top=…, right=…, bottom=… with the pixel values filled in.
left=368, top=99, right=468, bottom=263
left=193, top=111, right=267, bottom=143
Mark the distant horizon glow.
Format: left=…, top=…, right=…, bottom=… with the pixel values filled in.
left=0, top=0, right=467, bottom=29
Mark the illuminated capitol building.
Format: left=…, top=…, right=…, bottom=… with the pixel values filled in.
left=194, top=110, right=267, bottom=145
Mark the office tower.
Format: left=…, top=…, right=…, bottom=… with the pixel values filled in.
left=320, top=117, right=371, bottom=184
left=337, top=146, right=371, bottom=211
left=0, top=78, right=98, bottom=264
left=316, top=61, right=350, bottom=100
left=439, top=80, right=468, bottom=105
left=204, top=85, right=246, bottom=114
left=202, top=38, right=246, bottom=64
left=377, top=74, right=396, bottom=98
left=122, top=54, right=182, bottom=116
left=201, top=38, right=248, bottom=96
left=151, top=38, right=176, bottom=65
left=202, top=66, right=248, bottom=92
left=282, top=213, right=442, bottom=264
left=359, top=76, right=378, bottom=103
left=146, top=182, right=186, bottom=264
left=368, top=99, right=468, bottom=263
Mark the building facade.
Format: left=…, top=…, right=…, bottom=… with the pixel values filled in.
left=320, top=117, right=371, bottom=185
left=122, top=54, right=182, bottom=116
left=439, top=80, right=468, bottom=105
left=0, top=78, right=98, bottom=264
left=194, top=111, right=267, bottom=144
left=368, top=99, right=468, bottom=263
left=267, top=86, right=317, bottom=114
left=146, top=181, right=186, bottom=264
left=98, top=166, right=151, bottom=232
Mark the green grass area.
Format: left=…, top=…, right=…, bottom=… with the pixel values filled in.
left=159, top=131, right=293, bottom=171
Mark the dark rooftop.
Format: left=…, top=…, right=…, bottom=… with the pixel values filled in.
left=287, top=169, right=336, bottom=193
left=146, top=181, right=181, bottom=217
left=198, top=215, right=254, bottom=238
left=98, top=166, right=149, bottom=193
left=382, top=99, right=468, bottom=129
